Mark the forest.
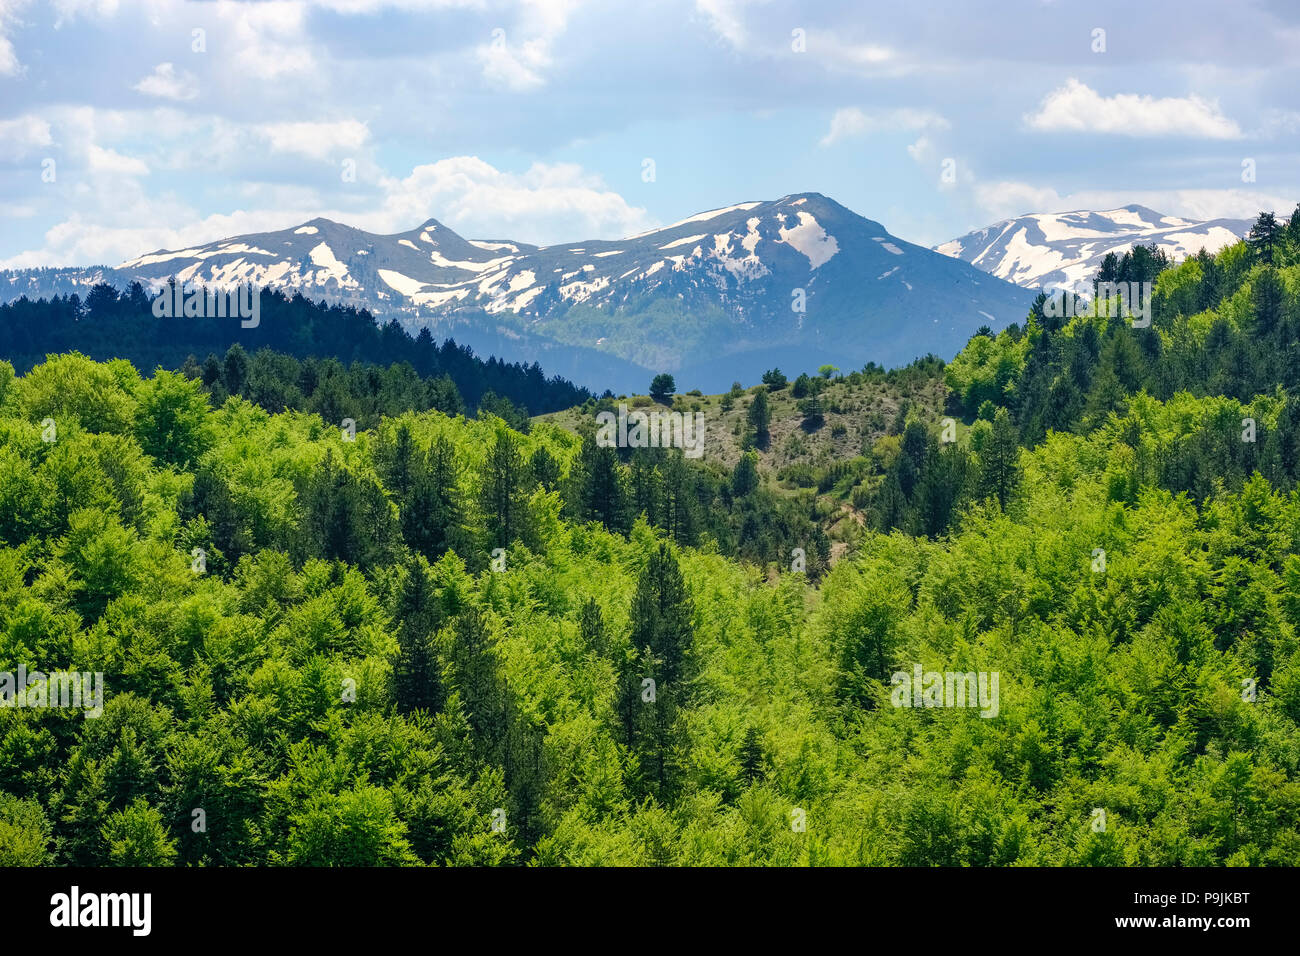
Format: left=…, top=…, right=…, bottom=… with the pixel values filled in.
left=1, top=211, right=1299, bottom=865
left=0, top=283, right=591, bottom=415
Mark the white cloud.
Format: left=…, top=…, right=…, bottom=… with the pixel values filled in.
left=1025, top=78, right=1242, bottom=139
left=308, top=0, right=482, bottom=13
left=0, top=205, right=319, bottom=270
left=972, top=181, right=1073, bottom=220
left=0, top=114, right=52, bottom=159
left=87, top=144, right=149, bottom=176
left=906, top=135, right=934, bottom=163
left=478, top=35, right=546, bottom=91
left=259, top=119, right=370, bottom=160
left=214, top=0, right=315, bottom=80
left=809, top=31, right=900, bottom=74
left=0, top=0, right=30, bottom=75
left=476, top=0, right=581, bottom=91
left=133, top=62, right=198, bottom=101
left=820, top=107, right=948, bottom=147
left=373, top=155, right=652, bottom=244
left=50, top=0, right=120, bottom=27
left=695, top=5, right=902, bottom=76
left=695, top=0, right=749, bottom=47
left=0, top=155, right=651, bottom=267
left=973, top=179, right=1292, bottom=222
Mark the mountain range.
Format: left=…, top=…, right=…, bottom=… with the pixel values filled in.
left=935, top=204, right=1251, bottom=290
left=0, top=197, right=1257, bottom=394
left=0, top=194, right=1035, bottom=393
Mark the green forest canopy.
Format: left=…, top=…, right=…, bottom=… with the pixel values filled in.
left=1, top=215, right=1300, bottom=865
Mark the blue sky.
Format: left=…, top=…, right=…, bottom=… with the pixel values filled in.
left=1, top=0, right=1298, bottom=268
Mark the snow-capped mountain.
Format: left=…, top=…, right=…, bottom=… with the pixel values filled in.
left=1, top=193, right=1037, bottom=392
left=936, top=205, right=1251, bottom=291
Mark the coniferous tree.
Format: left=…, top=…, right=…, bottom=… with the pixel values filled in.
left=978, top=407, right=1022, bottom=511
left=658, top=452, right=697, bottom=545
left=391, top=556, right=445, bottom=714
left=449, top=604, right=508, bottom=754
left=571, top=433, right=629, bottom=532
left=478, top=426, right=528, bottom=550
left=529, top=445, right=560, bottom=491
left=739, top=725, right=766, bottom=783
left=746, top=388, right=771, bottom=449
left=578, top=597, right=608, bottom=658
left=629, top=543, right=694, bottom=687
left=402, top=435, right=464, bottom=559
left=731, top=451, right=760, bottom=496
left=222, top=343, right=249, bottom=395
left=1249, top=211, right=1282, bottom=265
left=649, top=374, right=676, bottom=404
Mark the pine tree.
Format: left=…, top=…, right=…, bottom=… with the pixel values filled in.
left=659, top=452, right=696, bottom=544
left=404, top=436, right=463, bottom=559
left=501, top=690, right=546, bottom=852
left=222, top=343, right=249, bottom=395
left=874, top=470, right=907, bottom=532
left=629, top=543, right=694, bottom=687
left=1252, top=266, right=1284, bottom=337
left=572, top=433, right=629, bottom=532
left=629, top=451, right=663, bottom=527
left=731, top=451, right=760, bottom=496
left=739, top=725, right=766, bottom=783
left=529, top=445, right=560, bottom=491
left=649, top=373, right=675, bottom=404
left=622, top=644, right=677, bottom=800
left=1249, top=211, right=1282, bottom=265
left=390, top=556, right=444, bottom=714
left=478, top=426, right=528, bottom=549
left=747, top=388, right=771, bottom=449
left=978, top=407, right=1022, bottom=511
left=449, top=605, right=508, bottom=754
left=578, top=597, right=608, bottom=658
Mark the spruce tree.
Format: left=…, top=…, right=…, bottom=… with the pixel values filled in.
left=629, top=543, right=694, bottom=687
left=978, top=407, right=1022, bottom=511
left=739, top=726, right=766, bottom=783
left=478, top=426, right=528, bottom=549
left=578, top=597, right=608, bottom=658
left=747, top=388, right=771, bottom=449
left=390, top=557, right=444, bottom=714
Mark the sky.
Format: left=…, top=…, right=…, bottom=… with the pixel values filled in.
left=0, top=0, right=1298, bottom=269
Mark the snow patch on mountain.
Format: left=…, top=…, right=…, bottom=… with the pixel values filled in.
left=938, top=204, right=1251, bottom=289
left=379, top=269, right=424, bottom=297
left=778, top=212, right=839, bottom=268
left=660, top=233, right=707, bottom=250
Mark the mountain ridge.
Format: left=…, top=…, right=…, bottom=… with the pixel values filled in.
left=1, top=193, right=1039, bottom=392
left=936, top=203, right=1251, bottom=290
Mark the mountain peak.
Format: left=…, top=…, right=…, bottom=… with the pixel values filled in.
left=937, top=206, right=1251, bottom=289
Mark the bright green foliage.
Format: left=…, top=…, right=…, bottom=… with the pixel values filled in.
left=3, top=224, right=1300, bottom=866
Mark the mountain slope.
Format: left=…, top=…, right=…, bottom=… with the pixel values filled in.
left=936, top=204, right=1250, bottom=290
left=1, top=194, right=1037, bottom=392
